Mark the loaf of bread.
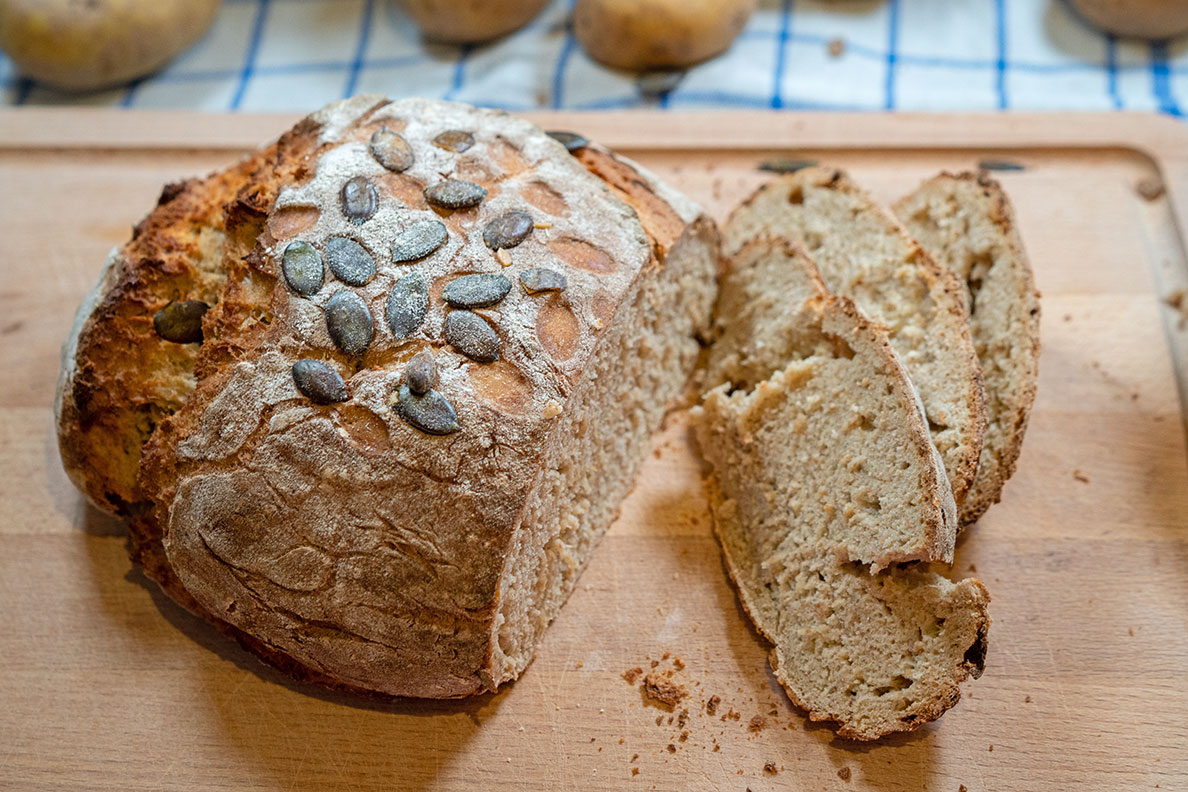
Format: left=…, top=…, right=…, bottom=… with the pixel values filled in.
left=695, top=237, right=988, bottom=739
left=722, top=167, right=986, bottom=511
left=895, top=172, right=1040, bottom=525
left=56, top=96, right=719, bottom=697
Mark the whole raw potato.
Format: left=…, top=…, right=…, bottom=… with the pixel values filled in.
left=396, top=0, right=551, bottom=43
left=1070, top=0, right=1188, bottom=38
left=0, top=0, right=221, bottom=91
left=574, top=0, right=756, bottom=72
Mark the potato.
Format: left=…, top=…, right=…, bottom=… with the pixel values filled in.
left=1070, top=0, right=1188, bottom=39
left=574, top=0, right=756, bottom=72
left=0, top=0, right=221, bottom=91
left=396, top=0, right=551, bottom=43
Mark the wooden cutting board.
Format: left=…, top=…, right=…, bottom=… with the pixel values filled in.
left=1, top=110, right=1186, bottom=792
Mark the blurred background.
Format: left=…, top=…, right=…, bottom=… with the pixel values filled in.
left=0, top=0, right=1185, bottom=114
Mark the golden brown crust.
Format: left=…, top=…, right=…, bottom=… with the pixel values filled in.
left=57, top=117, right=324, bottom=516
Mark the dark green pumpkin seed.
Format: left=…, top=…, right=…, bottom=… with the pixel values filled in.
left=369, top=127, right=414, bottom=172
left=386, top=272, right=429, bottom=338
left=324, top=236, right=375, bottom=286
left=341, top=175, right=377, bottom=224
left=152, top=300, right=208, bottom=344
left=281, top=240, right=324, bottom=296
left=405, top=351, right=438, bottom=396
left=758, top=158, right=817, bottom=175
left=391, top=220, right=448, bottom=263
left=977, top=159, right=1025, bottom=172
left=325, top=290, right=373, bottom=356
left=546, top=130, right=589, bottom=153
left=443, top=273, right=511, bottom=309
left=433, top=130, right=475, bottom=153
left=483, top=210, right=534, bottom=250
left=519, top=268, right=567, bottom=294
left=424, top=179, right=487, bottom=210
left=395, top=385, right=459, bottom=435
left=291, top=359, right=348, bottom=404
left=444, top=310, right=500, bottom=362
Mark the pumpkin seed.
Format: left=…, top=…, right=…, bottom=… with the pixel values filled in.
left=386, top=272, right=429, bottom=338
left=395, top=385, right=459, bottom=435
left=281, top=240, right=324, bottom=296
left=757, top=158, right=817, bottom=175
left=152, top=300, right=208, bottom=343
left=324, top=236, right=375, bottom=286
left=405, top=351, right=438, bottom=396
left=369, top=126, right=414, bottom=172
left=443, top=273, right=511, bottom=309
left=291, top=359, right=348, bottom=404
left=433, top=130, right=475, bottom=153
left=977, top=159, right=1025, bottom=172
left=519, top=268, right=567, bottom=294
left=444, top=310, right=500, bottom=362
left=424, top=179, right=487, bottom=210
left=324, top=290, right=374, bottom=356
left=341, top=175, right=377, bottom=224
left=391, top=220, right=448, bottom=263
left=546, top=130, right=589, bottom=153
left=483, top=210, right=534, bottom=250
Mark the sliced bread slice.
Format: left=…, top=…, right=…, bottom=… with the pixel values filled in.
left=698, top=237, right=956, bottom=570
left=712, top=536, right=990, bottom=741
left=695, top=236, right=987, bottom=740
left=894, top=171, right=1041, bottom=525
left=723, top=167, right=986, bottom=510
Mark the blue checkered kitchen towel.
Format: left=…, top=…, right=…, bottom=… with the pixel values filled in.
left=2, top=0, right=1185, bottom=114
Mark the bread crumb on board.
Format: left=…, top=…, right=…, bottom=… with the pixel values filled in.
left=1073, top=469, right=1090, bottom=484
left=622, top=667, right=643, bottom=685
left=643, top=672, right=688, bottom=709
left=838, top=766, right=852, bottom=781
left=1165, top=289, right=1188, bottom=330
left=764, top=761, right=779, bottom=775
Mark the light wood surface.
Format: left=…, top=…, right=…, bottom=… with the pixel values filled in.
left=1, top=110, right=1186, bottom=792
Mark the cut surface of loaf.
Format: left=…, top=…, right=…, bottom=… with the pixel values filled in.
left=695, top=237, right=987, bottom=740
left=57, top=96, right=718, bottom=697
left=895, top=172, right=1040, bottom=525
left=700, top=237, right=956, bottom=568
left=723, top=167, right=986, bottom=509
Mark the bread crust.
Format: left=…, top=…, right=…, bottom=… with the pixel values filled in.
left=57, top=97, right=716, bottom=697
left=724, top=168, right=987, bottom=511
left=895, top=171, right=1041, bottom=526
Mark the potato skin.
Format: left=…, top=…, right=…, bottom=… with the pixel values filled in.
left=0, top=0, right=221, bottom=91
left=397, top=0, right=551, bottom=43
left=574, top=0, right=756, bottom=72
left=1070, top=0, right=1188, bottom=38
